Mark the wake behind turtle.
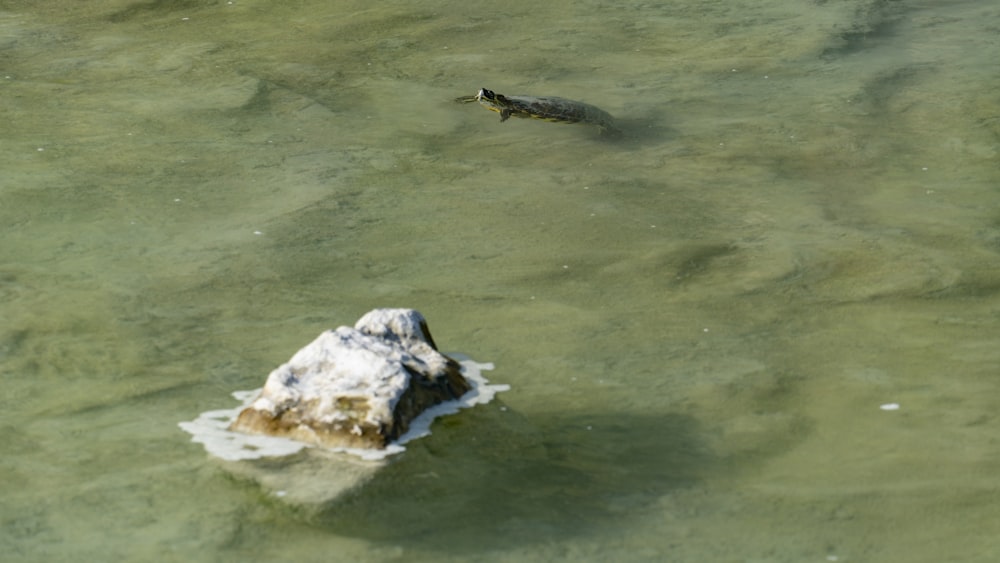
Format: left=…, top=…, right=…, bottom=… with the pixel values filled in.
left=455, top=88, right=620, bottom=136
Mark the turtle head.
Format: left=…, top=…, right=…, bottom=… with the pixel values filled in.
left=476, top=88, right=512, bottom=109
left=467, top=88, right=513, bottom=121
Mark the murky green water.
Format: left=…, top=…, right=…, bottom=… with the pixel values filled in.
left=2, top=0, right=999, bottom=561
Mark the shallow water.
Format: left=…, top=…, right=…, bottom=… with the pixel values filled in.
left=2, top=0, right=999, bottom=561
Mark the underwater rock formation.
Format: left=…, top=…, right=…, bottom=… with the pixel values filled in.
left=229, top=308, right=472, bottom=450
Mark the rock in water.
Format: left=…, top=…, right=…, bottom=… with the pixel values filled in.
left=229, top=309, right=472, bottom=450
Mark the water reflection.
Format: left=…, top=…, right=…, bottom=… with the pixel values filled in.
left=314, top=410, right=709, bottom=553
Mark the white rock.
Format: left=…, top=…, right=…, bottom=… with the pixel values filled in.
left=178, top=309, right=510, bottom=504
left=228, top=309, right=473, bottom=450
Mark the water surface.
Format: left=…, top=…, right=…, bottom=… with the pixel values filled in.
left=2, top=0, right=999, bottom=561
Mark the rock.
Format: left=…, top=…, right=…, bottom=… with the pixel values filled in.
left=228, top=309, right=472, bottom=450
left=178, top=309, right=509, bottom=505
left=179, top=356, right=506, bottom=505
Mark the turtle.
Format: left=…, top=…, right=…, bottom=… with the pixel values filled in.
left=455, top=87, right=620, bottom=135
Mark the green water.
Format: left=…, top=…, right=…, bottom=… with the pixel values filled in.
left=2, top=0, right=999, bottom=561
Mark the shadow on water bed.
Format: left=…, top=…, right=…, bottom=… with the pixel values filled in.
left=291, top=408, right=711, bottom=553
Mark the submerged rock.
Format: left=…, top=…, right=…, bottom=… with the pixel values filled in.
left=229, top=308, right=472, bottom=450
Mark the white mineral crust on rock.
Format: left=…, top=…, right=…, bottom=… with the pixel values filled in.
left=228, top=308, right=472, bottom=450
